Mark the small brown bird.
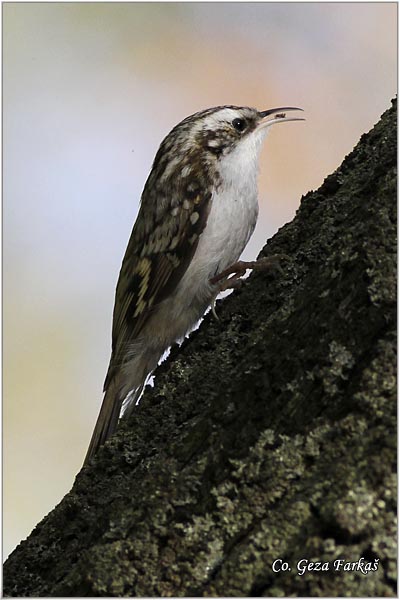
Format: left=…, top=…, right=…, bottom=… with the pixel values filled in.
left=84, top=105, right=304, bottom=465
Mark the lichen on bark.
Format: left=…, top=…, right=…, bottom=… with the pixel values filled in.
left=3, top=99, right=397, bottom=597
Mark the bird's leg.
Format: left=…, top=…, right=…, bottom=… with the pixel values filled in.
left=209, top=255, right=290, bottom=320
left=210, top=254, right=290, bottom=292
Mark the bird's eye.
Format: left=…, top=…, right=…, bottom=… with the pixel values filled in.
left=232, top=118, right=247, bottom=132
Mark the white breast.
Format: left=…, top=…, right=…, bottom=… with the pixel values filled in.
left=194, top=175, right=259, bottom=278
left=175, top=160, right=260, bottom=325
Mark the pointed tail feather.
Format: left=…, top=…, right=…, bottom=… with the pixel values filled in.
left=83, top=378, right=122, bottom=466
left=84, top=350, right=160, bottom=466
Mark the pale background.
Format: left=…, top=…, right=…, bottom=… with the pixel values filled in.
left=3, top=2, right=397, bottom=558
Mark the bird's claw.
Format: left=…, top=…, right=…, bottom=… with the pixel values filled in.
left=211, top=298, right=220, bottom=321
left=210, top=254, right=290, bottom=293
left=209, top=254, right=290, bottom=319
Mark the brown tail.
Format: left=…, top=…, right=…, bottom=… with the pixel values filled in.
left=83, top=378, right=122, bottom=466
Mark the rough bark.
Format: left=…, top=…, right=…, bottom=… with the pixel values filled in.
left=4, top=100, right=397, bottom=597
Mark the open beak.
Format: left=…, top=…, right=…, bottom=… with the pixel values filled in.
left=258, top=107, right=305, bottom=130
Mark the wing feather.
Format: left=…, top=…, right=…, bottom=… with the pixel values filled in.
left=104, top=185, right=211, bottom=389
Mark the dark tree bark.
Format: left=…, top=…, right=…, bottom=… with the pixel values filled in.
left=4, top=100, right=397, bottom=597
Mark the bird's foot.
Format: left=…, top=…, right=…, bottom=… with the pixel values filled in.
left=210, top=254, right=290, bottom=293
left=209, top=255, right=290, bottom=320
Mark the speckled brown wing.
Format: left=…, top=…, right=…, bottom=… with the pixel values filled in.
left=104, top=185, right=212, bottom=390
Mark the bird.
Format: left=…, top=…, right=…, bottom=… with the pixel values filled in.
left=84, top=104, right=304, bottom=465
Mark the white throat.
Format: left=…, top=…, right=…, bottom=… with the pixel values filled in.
left=218, top=127, right=268, bottom=190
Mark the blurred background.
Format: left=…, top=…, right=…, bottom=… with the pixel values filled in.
left=3, top=2, right=397, bottom=558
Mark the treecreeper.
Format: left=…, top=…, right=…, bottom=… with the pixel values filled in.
left=85, top=105, right=304, bottom=465
left=4, top=99, right=396, bottom=598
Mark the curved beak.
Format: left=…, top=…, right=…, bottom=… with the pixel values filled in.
left=258, top=107, right=305, bottom=129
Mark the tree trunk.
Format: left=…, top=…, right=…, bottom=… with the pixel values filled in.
left=4, top=99, right=397, bottom=597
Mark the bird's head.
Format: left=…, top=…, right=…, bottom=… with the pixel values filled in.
left=181, top=105, right=304, bottom=158
left=150, top=105, right=304, bottom=189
